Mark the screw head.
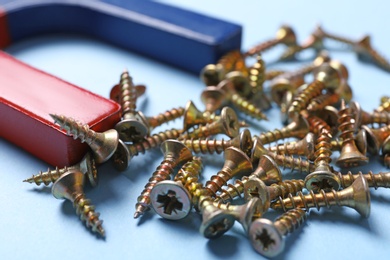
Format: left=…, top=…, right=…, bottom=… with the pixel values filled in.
left=249, top=218, right=284, bottom=258
left=313, top=63, right=342, bottom=91
left=150, top=180, right=192, bottom=220
left=304, top=168, right=341, bottom=192
left=115, top=111, right=149, bottom=142
left=350, top=173, right=371, bottom=218
left=244, top=177, right=270, bottom=213
left=200, top=64, right=224, bottom=86
left=276, top=25, right=297, bottom=46
left=79, top=153, right=98, bottom=187
left=160, top=140, right=193, bottom=166
left=200, top=86, right=226, bottom=113
left=238, top=129, right=254, bottom=157
left=224, top=71, right=252, bottom=97
left=200, top=208, right=235, bottom=239
left=52, top=169, right=85, bottom=201
left=220, top=107, right=240, bottom=138
left=112, top=139, right=131, bottom=171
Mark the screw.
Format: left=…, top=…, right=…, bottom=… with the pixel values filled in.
left=305, top=129, right=341, bottom=192
left=50, top=114, right=119, bottom=164
left=330, top=128, right=368, bottom=155
left=336, top=100, right=369, bottom=167
left=134, top=140, right=193, bottom=219
left=361, top=124, right=390, bottom=155
left=200, top=86, right=227, bottom=113
left=147, top=106, right=185, bottom=129
left=354, top=35, right=390, bottom=72
left=256, top=114, right=309, bottom=145
left=23, top=152, right=98, bottom=187
left=287, top=63, right=343, bottom=118
left=110, top=83, right=146, bottom=104
left=336, top=171, right=390, bottom=189
left=249, top=208, right=307, bottom=257
left=244, top=25, right=298, bottom=57
left=150, top=157, right=203, bottom=220
left=248, top=55, right=272, bottom=110
left=301, top=111, right=332, bottom=135
left=213, top=198, right=263, bottom=233
left=179, top=107, right=240, bottom=140
left=251, top=137, right=315, bottom=173
left=204, top=147, right=253, bottom=197
left=182, top=100, right=248, bottom=132
left=268, top=132, right=316, bottom=160
left=271, top=173, right=371, bottom=218
left=115, top=69, right=149, bottom=142
left=181, top=129, right=253, bottom=156
left=51, top=169, right=105, bottom=237
left=350, top=101, right=390, bottom=129
left=376, top=96, right=390, bottom=113
left=217, top=79, right=268, bottom=121
left=112, top=128, right=182, bottom=171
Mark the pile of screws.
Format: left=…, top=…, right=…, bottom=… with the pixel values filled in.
left=23, top=25, right=390, bottom=257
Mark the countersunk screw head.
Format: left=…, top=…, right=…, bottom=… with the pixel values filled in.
left=200, top=206, right=235, bottom=239
left=313, top=63, right=342, bottom=91
left=115, top=111, right=149, bottom=142
left=112, top=139, right=131, bottom=171
left=249, top=218, right=284, bottom=258
left=200, top=86, right=227, bottom=113
left=276, top=25, right=297, bottom=46
left=150, top=180, right=192, bottom=220
left=244, top=177, right=270, bottom=213
left=200, top=64, right=224, bottom=86
left=52, top=169, right=84, bottom=200
left=220, top=107, right=240, bottom=138
left=305, top=166, right=341, bottom=192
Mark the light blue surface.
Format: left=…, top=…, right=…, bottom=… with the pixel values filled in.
left=1, top=1, right=390, bottom=259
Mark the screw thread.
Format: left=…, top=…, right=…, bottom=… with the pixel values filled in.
left=230, top=93, right=268, bottom=120
left=338, top=102, right=355, bottom=143
left=245, top=38, right=280, bottom=57
left=147, top=107, right=185, bottom=128
left=215, top=177, right=248, bottom=203
left=271, top=153, right=315, bottom=173
left=307, top=93, right=340, bottom=111
left=282, top=63, right=316, bottom=82
left=134, top=158, right=176, bottom=218
left=249, top=55, right=266, bottom=93
left=268, top=180, right=305, bottom=201
left=337, top=171, right=390, bottom=189
left=50, top=114, right=96, bottom=145
left=205, top=169, right=235, bottom=197
left=322, top=32, right=356, bottom=45
left=376, top=98, right=390, bottom=113
left=119, top=70, right=138, bottom=117
left=180, top=121, right=225, bottom=140
left=271, top=189, right=343, bottom=212
left=127, top=128, right=182, bottom=158
left=24, top=166, right=69, bottom=186
left=258, top=128, right=288, bottom=144
left=273, top=208, right=307, bottom=236
left=305, top=114, right=332, bottom=135
left=73, top=193, right=105, bottom=237
left=314, top=129, right=333, bottom=167
left=362, top=46, right=390, bottom=72
left=365, top=111, right=390, bottom=126
left=268, top=141, right=305, bottom=157
left=181, top=138, right=231, bottom=154
left=288, top=81, right=325, bottom=114
left=218, top=50, right=245, bottom=74
left=265, top=70, right=286, bottom=81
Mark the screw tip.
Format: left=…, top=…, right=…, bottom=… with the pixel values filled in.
left=97, top=226, right=106, bottom=237
left=133, top=211, right=143, bottom=219
left=22, top=178, right=31, bottom=183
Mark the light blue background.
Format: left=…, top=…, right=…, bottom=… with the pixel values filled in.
left=1, top=1, right=390, bottom=259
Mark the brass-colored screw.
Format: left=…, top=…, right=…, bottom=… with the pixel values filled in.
left=361, top=124, right=390, bottom=155
left=248, top=55, right=272, bottom=110
left=115, top=70, right=150, bottom=142
left=376, top=96, right=390, bottom=113
left=182, top=100, right=248, bottom=132
left=150, top=157, right=203, bottom=220
left=217, top=79, right=268, bottom=121
left=256, top=114, right=309, bottom=145
left=249, top=209, right=307, bottom=257
left=244, top=25, right=298, bottom=57
left=301, top=111, right=332, bottom=135
left=52, top=169, right=105, bottom=237
left=330, top=129, right=367, bottom=155
left=336, top=171, right=390, bottom=189
left=306, top=92, right=340, bottom=112
left=23, top=153, right=98, bottom=187
left=112, top=128, right=183, bottom=171
left=305, top=129, right=340, bottom=192
left=350, top=101, right=390, bottom=128
left=288, top=63, right=343, bottom=118
left=336, top=100, right=369, bottom=167
left=200, top=86, right=226, bottom=113
left=213, top=198, right=263, bottom=233
left=146, top=106, right=185, bottom=129
left=179, top=107, right=240, bottom=140
left=251, top=137, right=315, bottom=173
left=134, top=140, right=192, bottom=219
left=204, top=147, right=253, bottom=197
left=110, top=83, right=146, bottom=104
left=181, top=129, right=253, bottom=156
left=271, top=173, right=371, bottom=218
left=354, top=35, right=390, bottom=72
left=268, top=132, right=316, bottom=161
left=50, top=114, right=119, bottom=164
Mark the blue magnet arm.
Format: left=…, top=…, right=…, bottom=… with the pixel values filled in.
left=0, top=0, right=242, bottom=73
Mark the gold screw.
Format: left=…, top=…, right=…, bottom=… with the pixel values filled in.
left=134, top=140, right=193, bottom=219
left=52, top=169, right=105, bottom=237
left=305, top=129, right=341, bottom=192
left=146, top=106, right=185, bottom=129
left=150, top=157, right=203, bottom=220
left=23, top=153, right=98, bottom=187
left=336, top=171, right=390, bottom=189
left=181, top=129, right=253, bottom=156
left=361, top=124, right=390, bottom=155
left=271, top=173, right=371, bottom=218
left=50, top=114, right=119, bottom=164
left=287, top=63, right=343, bottom=118
left=179, top=107, right=240, bottom=140
left=248, top=55, right=272, bottom=110
left=350, top=101, right=390, bottom=128
left=249, top=209, right=307, bottom=257
left=110, top=83, right=146, bottom=104
left=244, top=25, right=298, bottom=57
left=336, top=100, right=369, bottom=167
left=376, top=96, right=390, bottom=113
left=200, top=86, right=226, bottom=113
left=115, top=70, right=150, bottom=142
left=204, top=147, right=253, bottom=197
left=112, top=128, right=183, bottom=171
